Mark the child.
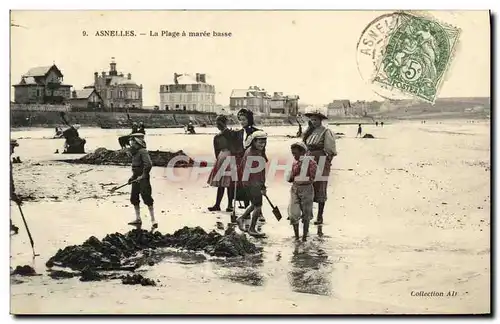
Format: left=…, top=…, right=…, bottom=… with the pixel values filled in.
left=207, top=115, right=235, bottom=212
left=127, top=134, right=157, bottom=230
left=287, top=142, right=317, bottom=242
left=236, top=130, right=268, bottom=238
left=356, top=124, right=362, bottom=137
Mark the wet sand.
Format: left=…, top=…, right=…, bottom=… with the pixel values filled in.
left=10, top=121, right=490, bottom=314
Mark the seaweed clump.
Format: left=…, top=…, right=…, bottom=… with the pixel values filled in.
left=65, top=147, right=194, bottom=167
left=46, top=227, right=262, bottom=272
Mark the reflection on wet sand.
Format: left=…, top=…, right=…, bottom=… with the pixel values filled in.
left=213, top=253, right=266, bottom=286
left=288, top=239, right=333, bottom=296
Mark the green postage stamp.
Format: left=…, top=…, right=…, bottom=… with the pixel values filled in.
left=372, top=12, right=460, bottom=103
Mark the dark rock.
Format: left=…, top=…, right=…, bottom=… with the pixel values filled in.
left=121, top=274, right=156, bottom=286
left=48, top=270, right=78, bottom=279
left=362, top=134, right=375, bottom=139
left=12, top=265, right=37, bottom=276
left=47, top=226, right=261, bottom=271
left=62, top=147, right=194, bottom=167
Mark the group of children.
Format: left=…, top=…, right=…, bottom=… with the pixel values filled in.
left=124, top=108, right=331, bottom=241
left=204, top=109, right=326, bottom=241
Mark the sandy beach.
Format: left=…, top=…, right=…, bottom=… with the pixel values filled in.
left=10, top=121, right=490, bottom=314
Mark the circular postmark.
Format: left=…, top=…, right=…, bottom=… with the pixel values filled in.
left=357, top=11, right=460, bottom=103
left=356, top=12, right=413, bottom=101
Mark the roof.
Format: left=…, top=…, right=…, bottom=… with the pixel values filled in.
left=23, top=65, right=62, bottom=77
left=165, top=74, right=209, bottom=85
left=21, top=77, right=37, bottom=85
left=109, top=76, right=139, bottom=86
left=72, top=89, right=95, bottom=99
left=328, top=100, right=351, bottom=109
left=231, top=89, right=255, bottom=98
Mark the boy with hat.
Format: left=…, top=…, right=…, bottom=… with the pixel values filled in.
left=288, top=142, right=317, bottom=241
left=127, top=134, right=157, bottom=230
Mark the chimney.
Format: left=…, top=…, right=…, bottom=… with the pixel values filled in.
left=195, top=73, right=200, bottom=82
left=199, top=74, right=206, bottom=83
left=72, top=90, right=77, bottom=98
left=127, top=73, right=131, bottom=80
left=109, top=58, right=117, bottom=76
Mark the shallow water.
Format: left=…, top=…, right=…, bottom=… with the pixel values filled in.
left=10, top=121, right=491, bottom=314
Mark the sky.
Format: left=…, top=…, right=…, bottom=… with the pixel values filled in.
left=10, top=10, right=490, bottom=106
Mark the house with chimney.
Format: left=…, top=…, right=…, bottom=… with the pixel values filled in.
left=13, top=64, right=72, bottom=104
left=91, top=58, right=143, bottom=111
left=68, top=88, right=104, bottom=111
left=229, top=86, right=271, bottom=115
left=159, top=73, right=216, bottom=112
left=270, top=92, right=300, bottom=116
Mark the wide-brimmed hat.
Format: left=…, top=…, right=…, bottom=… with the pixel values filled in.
left=304, top=110, right=328, bottom=120
left=250, top=130, right=268, bottom=141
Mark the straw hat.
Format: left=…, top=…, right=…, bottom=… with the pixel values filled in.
left=304, top=110, right=328, bottom=120
left=244, top=130, right=268, bottom=148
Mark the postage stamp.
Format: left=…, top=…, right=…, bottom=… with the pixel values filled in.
left=371, top=12, right=461, bottom=103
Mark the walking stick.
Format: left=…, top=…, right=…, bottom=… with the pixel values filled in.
left=15, top=201, right=39, bottom=257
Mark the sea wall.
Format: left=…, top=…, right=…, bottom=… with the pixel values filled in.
left=10, top=105, right=299, bottom=128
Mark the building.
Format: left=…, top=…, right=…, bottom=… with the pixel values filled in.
left=327, top=100, right=352, bottom=117
left=69, top=89, right=104, bottom=110
left=285, top=95, right=300, bottom=116
left=13, top=64, right=72, bottom=104
left=159, top=73, right=216, bottom=112
left=229, top=86, right=271, bottom=115
left=269, top=92, right=300, bottom=116
left=93, top=58, right=143, bottom=110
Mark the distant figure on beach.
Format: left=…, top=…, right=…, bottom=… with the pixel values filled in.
left=303, top=110, right=337, bottom=225
left=287, top=141, right=317, bottom=242
left=375, top=121, right=379, bottom=127
left=10, top=139, right=20, bottom=234
left=207, top=115, right=236, bottom=212
left=381, top=121, right=384, bottom=127
left=63, top=124, right=86, bottom=154
left=185, top=121, right=196, bottom=134
left=356, top=124, right=363, bottom=137
left=127, top=133, right=157, bottom=231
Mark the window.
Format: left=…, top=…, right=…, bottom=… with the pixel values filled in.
left=119, top=90, right=123, bottom=98
left=175, top=104, right=180, bottom=109
left=186, top=84, right=192, bottom=92
left=165, top=105, right=169, bottom=110
left=183, top=105, right=187, bottom=111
